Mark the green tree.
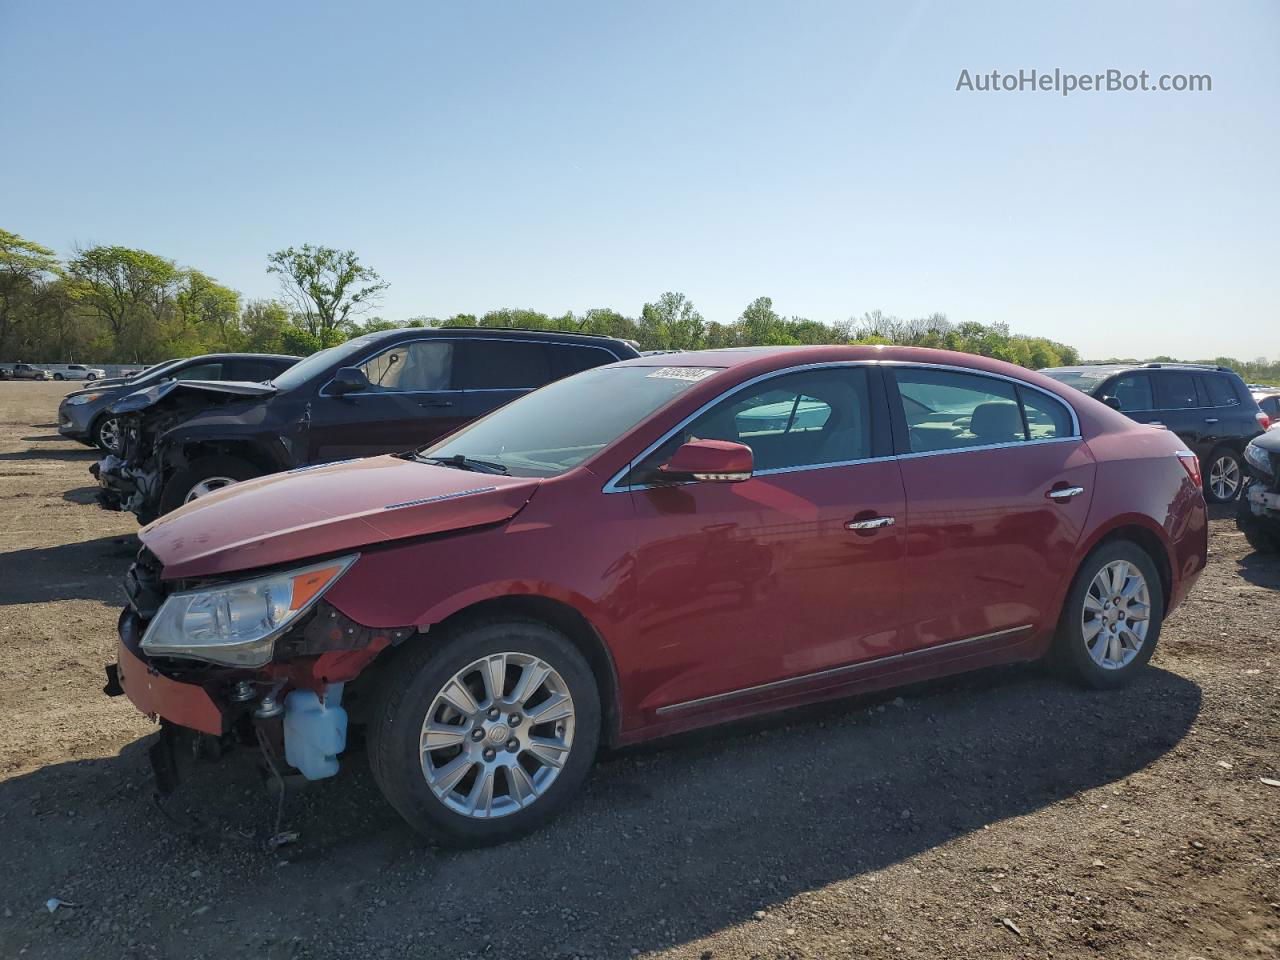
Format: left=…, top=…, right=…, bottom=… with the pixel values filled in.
left=738, top=296, right=797, bottom=345
left=267, top=244, right=388, bottom=345
left=638, top=292, right=705, bottom=350
left=67, top=245, right=182, bottom=361
left=0, top=229, right=61, bottom=356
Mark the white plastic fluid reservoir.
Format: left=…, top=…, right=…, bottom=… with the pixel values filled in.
left=283, top=683, right=348, bottom=780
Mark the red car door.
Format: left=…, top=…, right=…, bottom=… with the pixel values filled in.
left=619, top=365, right=908, bottom=719
left=886, top=365, right=1096, bottom=652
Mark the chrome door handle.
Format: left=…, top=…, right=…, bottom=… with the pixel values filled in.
left=1047, top=485, right=1085, bottom=501
left=1204, top=417, right=1219, bottom=424
left=846, top=516, right=895, bottom=530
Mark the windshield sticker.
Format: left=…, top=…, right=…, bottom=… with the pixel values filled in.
left=646, top=367, right=718, bottom=382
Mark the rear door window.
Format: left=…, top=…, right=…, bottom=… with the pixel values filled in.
left=892, top=368, right=1023, bottom=452
left=457, top=340, right=554, bottom=390
left=1018, top=388, right=1073, bottom=440
left=1153, top=372, right=1199, bottom=410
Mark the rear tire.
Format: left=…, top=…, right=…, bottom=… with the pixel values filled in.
left=1052, top=541, right=1165, bottom=690
left=1237, top=491, right=1280, bottom=553
left=53, top=373, right=64, bottom=381
left=369, top=618, right=600, bottom=847
left=158, top=454, right=260, bottom=515
left=1204, top=447, right=1244, bottom=503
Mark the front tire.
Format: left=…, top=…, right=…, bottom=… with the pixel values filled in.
left=369, top=618, right=600, bottom=847
left=93, top=416, right=122, bottom=453
left=1052, top=541, right=1164, bottom=689
left=1204, top=447, right=1244, bottom=503
left=158, top=454, right=260, bottom=515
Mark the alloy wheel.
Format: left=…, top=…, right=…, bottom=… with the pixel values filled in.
left=1209, top=455, right=1241, bottom=501
left=420, top=652, right=575, bottom=819
left=184, top=476, right=239, bottom=502
left=1081, top=559, right=1151, bottom=670
left=98, top=418, right=121, bottom=453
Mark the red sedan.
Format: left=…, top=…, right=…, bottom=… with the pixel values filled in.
left=110, top=346, right=1208, bottom=845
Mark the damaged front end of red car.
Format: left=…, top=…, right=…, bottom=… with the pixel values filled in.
left=105, top=546, right=415, bottom=795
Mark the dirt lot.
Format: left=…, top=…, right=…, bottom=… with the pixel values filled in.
left=0, top=380, right=1276, bottom=960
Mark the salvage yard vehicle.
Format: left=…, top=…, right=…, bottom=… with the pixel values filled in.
left=94, top=327, right=640, bottom=524
left=54, top=363, right=106, bottom=381
left=1040, top=362, right=1268, bottom=503
left=60, top=353, right=300, bottom=452
left=108, top=345, right=1207, bottom=846
left=1238, top=429, right=1280, bottom=552
left=6, top=362, right=53, bottom=380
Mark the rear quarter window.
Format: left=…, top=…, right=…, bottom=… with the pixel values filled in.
left=1200, top=374, right=1239, bottom=407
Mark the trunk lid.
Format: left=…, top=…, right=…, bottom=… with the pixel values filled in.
left=140, top=455, right=541, bottom=579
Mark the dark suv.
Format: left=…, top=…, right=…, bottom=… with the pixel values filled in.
left=95, top=327, right=640, bottom=523
left=1040, top=362, right=1268, bottom=502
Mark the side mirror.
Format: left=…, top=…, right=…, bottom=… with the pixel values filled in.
left=1101, top=396, right=1122, bottom=411
left=331, top=367, right=370, bottom=395
left=660, top=439, right=753, bottom=483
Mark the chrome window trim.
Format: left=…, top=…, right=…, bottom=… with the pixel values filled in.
left=654, top=624, right=1032, bottom=715
left=602, top=360, right=1082, bottom=493
left=318, top=336, right=623, bottom=398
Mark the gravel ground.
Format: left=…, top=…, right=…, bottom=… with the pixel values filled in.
left=0, top=380, right=1277, bottom=960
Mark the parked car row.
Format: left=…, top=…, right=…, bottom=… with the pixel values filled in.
left=98, top=343, right=1209, bottom=846
left=2, top=362, right=109, bottom=380
left=85, top=328, right=642, bottom=523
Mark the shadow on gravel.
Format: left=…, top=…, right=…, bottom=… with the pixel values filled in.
left=0, top=534, right=136, bottom=605
left=1237, top=551, right=1280, bottom=589
left=19, top=434, right=68, bottom=443
left=0, top=664, right=1201, bottom=958
left=61, top=486, right=101, bottom=505
left=0, top=447, right=98, bottom=462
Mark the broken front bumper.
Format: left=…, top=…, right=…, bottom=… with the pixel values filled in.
left=111, top=609, right=225, bottom=735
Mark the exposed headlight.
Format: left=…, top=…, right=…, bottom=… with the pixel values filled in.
left=65, top=392, right=102, bottom=406
left=141, top=555, right=357, bottom=667
left=1245, top=442, right=1274, bottom=477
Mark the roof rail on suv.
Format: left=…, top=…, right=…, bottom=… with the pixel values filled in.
left=1142, top=362, right=1233, bottom=372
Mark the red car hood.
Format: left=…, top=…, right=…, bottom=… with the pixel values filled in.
left=140, top=456, right=541, bottom=580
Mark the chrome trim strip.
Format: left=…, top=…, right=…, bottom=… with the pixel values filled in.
left=653, top=625, right=1033, bottom=715
left=383, top=485, right=498, bottom=510
left=603, top=360, right=1082, bottom=494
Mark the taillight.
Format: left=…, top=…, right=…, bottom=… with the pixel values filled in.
left=1257, top=411, right=1272, bottom=431
left=1175, top=449, right=1202, bottom=487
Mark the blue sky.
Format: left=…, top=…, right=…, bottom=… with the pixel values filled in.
left=1, top=0, right=1276, bottom=361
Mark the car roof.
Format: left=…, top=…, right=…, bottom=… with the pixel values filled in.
left=347, top=326, right=638, bottom=350
left=612, top=344, right=1085, bottom=390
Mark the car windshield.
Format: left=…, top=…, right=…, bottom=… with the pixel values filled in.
left=1039, top=368, right=1117, bottom=393
left=268, top=339, right=378, bottom=392
left=126, top=357, right=189, bottom=385
left=420, top=364, right=724, bottom=477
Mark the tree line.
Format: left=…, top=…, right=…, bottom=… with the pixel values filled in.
left=4, top=226, right=1086, bottom=369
